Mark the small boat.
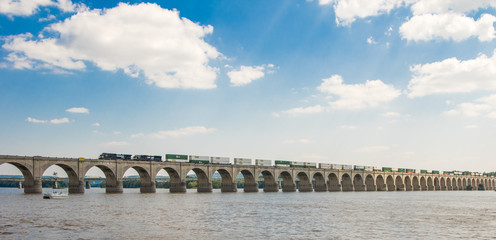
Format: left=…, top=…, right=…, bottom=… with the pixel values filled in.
left=43, top=191, right=69, bottom=199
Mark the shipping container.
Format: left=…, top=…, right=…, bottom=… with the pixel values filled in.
left=342, top=165, right=353, bottom=170
left=275, top=160, right=291, bottom=167
left=256, top=159, right=272, bottom=166
left=291, top=161, right=306, bottom=168
left=354, top=165, right=365, bottom=170
left=210, top=156, right=230, bottom=164
left=391, top=168, right=398, bottom=172
left=382, top=167, right=392, bottom=172
left=432, top=170, right=440, bottom=174
left=331, top=164, right=343, bottom=170
left=304, top=162, right=317, bottom=168
left=319, top=163, right=332, bottom=169
left=234, top=158, right=252, bottom=165
left=420, top=169, right=427, bottom=173
left=373, top=166, right=382, bottom=171
left=398, top=168, right=406, bottom=172
left=406, top=169, right=415, bottom=173
left=364, top=166, right=374, bottom=171
left=166, top=154, right=188, bottom=162
left=426, top=170, right=432, bottom=174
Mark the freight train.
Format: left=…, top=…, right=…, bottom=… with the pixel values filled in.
left=98, top=152, right=483, bottom=175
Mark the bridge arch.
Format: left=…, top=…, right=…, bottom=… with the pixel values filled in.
left=462, top=178, right=467, bottom=190
left=365, top=174, right=375, bottom=191
left=434, top=177, right=440, bottom=191
left=471, top=179, right=476, bottom=190
left=328, top=173, right=340, bottom=191
left=376, top=175, right=386, bottom=191
left=312, top=172, right=326, bottom=192
left=259, top=170, right=278, bottom=192
left=295, top=171, right=312, bottom=192
left=342, top=173, right=353, bottom=191
left=420, top=176, right=427, bottom=191
left=212, top=168, right=235, bottom=192
left=353, top=174, right=365, bottom=191
left=186, top=167, right=211, bottom=192
left=122, top=165, right=154, bottom=193
left=1, top=162, right=38, bottom=194
left=84, top=164, right=120, bottom=193
left=395, top=176, right=404, bottom=191
left=41, top=163, right=80, bottom=194
left=446, top=177, right=452, bottom=190
left=278, top=170, right=296, bottom=192
left=427, top=177, right=434, bottom=191
left=237, top=169, right=257, bottom=192
left=458, top=178, right=462, bottom=190
left=386, top=175, right=395, bottom=191
left=412, top=176, right=420, bottom=191
left=404, top=176, right=412, bottom=191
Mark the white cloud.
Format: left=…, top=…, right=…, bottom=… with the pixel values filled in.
left=400, top=13, right=496, bottom=42
left=2, top=3, right=220, bottom=89
left=50, top=117, right=70, bottom=124
left=281, top=105, right=324, bottom=115
left=113, top=131, right=121, bottom=135
left=445, top=94, right=496, bottom=118
left=317, top=75, right=401, bottom=110
left=410, top=0, right=496, bottom=15
left=26, top=116, right=70, bottom=124
left=228, top=64, right=275, bottom=87
left=407, top=50, right=496, bottom=98
left=357, top=145, right=391, bottom=153
left=133, top=126, right=217, bottom=139
left=0, top=0, right=81, bottom=17
left=66, top=107, right=89, bottom=114
left=382, top=111, right=401, bottom=117
left=366, top=36, right=378, bottom=44
left=26, top=117, right=48, bottom=124
left=92, top=122, right=100, bottom=127
left=331, top=0, right=409, bottom=26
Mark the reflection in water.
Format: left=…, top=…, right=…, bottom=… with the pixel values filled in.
left=1, top=188, right=496, bottom=239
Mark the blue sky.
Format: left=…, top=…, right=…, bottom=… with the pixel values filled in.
left=1, top=0, right=496, bottom=176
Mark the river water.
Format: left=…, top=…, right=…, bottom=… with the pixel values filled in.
left=1, top=188, right=495, bottom=239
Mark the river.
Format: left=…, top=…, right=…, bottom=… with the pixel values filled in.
left=1, top=188, right=495, bottom=239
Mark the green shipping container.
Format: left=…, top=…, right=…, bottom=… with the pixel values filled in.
left=398, top=168, right=406, bottom=172
left=420, top=170, right=427, bottom=173
left=275, top=160, right=291, bottom=165
left=406, top=169, right=415, bottom=173
left=166, top=154, right=188, bottom=160
left=432, top=170, right=440, bottom=174
left=189, top=160, right=209, bottom=164
left=382, top=167, right=392, bottom=172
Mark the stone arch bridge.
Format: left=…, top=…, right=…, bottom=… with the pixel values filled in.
left=1, top=155, right=494, bottom=194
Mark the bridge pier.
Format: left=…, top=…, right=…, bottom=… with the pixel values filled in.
left=106, top=180, right=123, bottom=194
left=366, top=184, right=376, bottom=191
left=354, top=184, right=365, bottom=191
left=243, top=183, right=258, bottom=192
left=85, top=181, right=91, bottom=189
left=24, top=180, right=42, bottom=194
left=451, top=186, right=457, bottom=191
left=282, top=183, right=296, bottom=192
left=298, top=183, right=313, bottom=192
left=263, top=183, right=279, bottom=192
left=69, top=180, right=85, bottom=194
left=170, top=182, right=187, bottom=193
left=387, top=185, right=396, bottom=191
left=221, top=182, right=237, bottom=192
left=405, top=184, right=413, bottom=191
left=197, top=182, right=212, bottom=193
left=435, top=186, right=441, bottom=191
left=377, top=184, right=387, bottom=191
left=328, top=184, right=341, bottom=192
left=441, top=186, right=447, bottom=191
left=140, top=181, right=156, bottom=193
left=396, top=184, right=405, bottom=191
left=421, top=185, right=427, bottom=191
left=342, top=184, right=354, bottom=192
left=313, top=183, right=327, bottom=192
left=428, top=186, right=435, bottom=191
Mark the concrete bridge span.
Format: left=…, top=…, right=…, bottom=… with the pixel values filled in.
left=1, top=155, right=494, bottom=194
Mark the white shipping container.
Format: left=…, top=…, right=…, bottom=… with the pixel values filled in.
left=210, top=156, right=230, bottom=164
left=331, top=164, right=342, bottom=170
left=319, top=163, right=332, bottom=169
left=234, top=158, right=252, bottom=165
left=292, top=161, right=305, bottom=166
left=391, top=168, right=399, bottom=172
left=373, top=166, right=382, bottom=171
left=189, top=155, right=209, bottom=161
left=342, top=165, right=353, bottom=170
left=168, top=159, right=189, bottom=162
left=426, top=170, right=433, bottom=174
left=364, top=166, right=374, bottom=171
left=255, top=159, right=272, bottom=166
